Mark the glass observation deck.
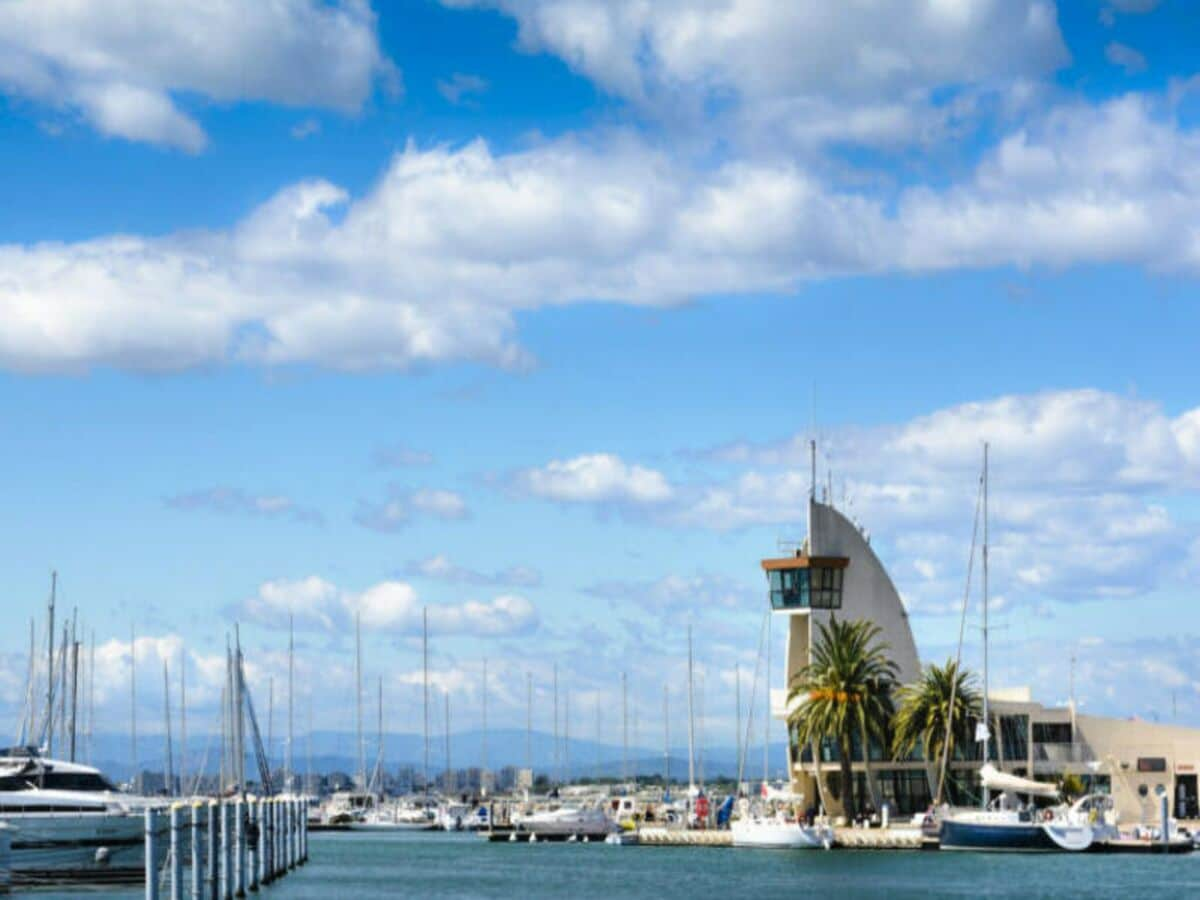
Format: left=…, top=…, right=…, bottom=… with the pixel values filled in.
left=761, top=554, right=848, bottom=610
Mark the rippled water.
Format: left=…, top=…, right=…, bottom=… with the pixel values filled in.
left=40, top=830, right=1200, bottom=898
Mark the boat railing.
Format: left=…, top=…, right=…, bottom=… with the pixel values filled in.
left=1031, top=741, right=1097, bottom=765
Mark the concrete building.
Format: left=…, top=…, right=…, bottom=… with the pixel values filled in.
left=767, top=495, right=1200, bottom=824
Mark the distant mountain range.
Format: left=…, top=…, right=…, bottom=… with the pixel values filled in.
left=54, top=728, right=790, bottom=782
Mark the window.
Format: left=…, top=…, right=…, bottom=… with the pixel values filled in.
left=1033, top=722, right=1072, bottom=744
left=1137, top=757, right=1167, bottom=773
left=768, top=564, right=843, bottom=610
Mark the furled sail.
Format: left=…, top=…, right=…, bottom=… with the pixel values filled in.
left=979, top=763, right=1059, bottom=799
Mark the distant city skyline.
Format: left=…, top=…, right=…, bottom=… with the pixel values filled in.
left=1, top=2, right=1198, bottom=747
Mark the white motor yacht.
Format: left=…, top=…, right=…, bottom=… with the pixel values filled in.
left=0, top=746, right=166, bottom=886
left=512, top=804, right=615, bottom=839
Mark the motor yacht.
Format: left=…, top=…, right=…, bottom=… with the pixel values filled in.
left=0, top=746, right=165, bottom=885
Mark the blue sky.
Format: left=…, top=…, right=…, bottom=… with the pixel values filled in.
left=2, top=1, right=1200, bottom=758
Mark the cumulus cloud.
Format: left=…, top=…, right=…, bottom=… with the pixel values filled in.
left=238, top=575, right=538, bottom=637
left=355, top=487, right=470, bottom=532
left=515, top=390, right=1200, bottom=613
left=405, top=554, right=542, bottom=588
left=2, top=91, right=1200, bottom=374
left=165, top=486, right=324, bottom=525
left=437, top=72, right=488, bottom=106
left=512, top=453, right=673, bottom=507
left=0, top=0, right=395, bottom=151
left=445, top=1, right=1065, bottom=107
left=584, top=572, right=756, bottom=623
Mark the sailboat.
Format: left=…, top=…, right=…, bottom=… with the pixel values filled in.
left=937, top=447, right=1098, bottom=853
left=730, top=613, right=832, bottom=850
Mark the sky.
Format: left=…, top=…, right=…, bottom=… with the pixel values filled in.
left=1, top=0, right=1199, bottom=764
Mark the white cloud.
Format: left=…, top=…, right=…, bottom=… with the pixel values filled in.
left=290, top=118, right=322, bottom=140
left=0, top=0, right=394, bottom=151
left=238, top=576, right=538, bottom=637
left=1105, top=42, right=1148, bottom=75
left=355, top=486, right=471, bottom=532
left=513, top=453, right=673, bottom=505
left=437, top=72, right=489, bottom=106
left=405, top=554, right=542, bottom=587
left=445, top=1, right=1066, bottom=111
left=520, top=390, right=1200, bottom=611
left=165, top=486, right=324, bottom=525
left=2, top=94, right=1200, bottom=373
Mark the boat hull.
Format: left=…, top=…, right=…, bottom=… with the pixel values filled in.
left=1, top=810, right=159, bottom=886
left=939, top=819, right=1086, bottom=852
left=731, top=820, right=831, bottom=850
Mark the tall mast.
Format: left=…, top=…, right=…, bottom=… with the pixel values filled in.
left=163, top=660, right=174, bottom=796
left=663, top=685, right=670, bottom=790
left=552, top=663, right=559, bottom=786
left=481, top=658, right=488, bottom=778
left=69, top=637, right=80, bottom=761
left=20, top=618, right=34, bottom=746
left=564, top=691, right=570, bottom=784
left=355, top=611, right=364, bottom=791
left=686, top=624, right=696, bottom=792
left=267, top=677, right=274, bottom=781
left=422, top=607, right=429, bottom=801
left=287, top=614, right=294, bottom=794
left=87, top=630, right=95, bottom=764
left=764, top=613, right=771, bottom=785
left=130, top=624, right=137, bottom=782
left=734, top=663, right=742, bottom=789
left=981, top=442, right=991, bottom=807
left=621, top=671, right=628, bottom=785
left=377, top=676, right=384, bottom=795
left=179, top=646, right=187, bottom=795
left=46, top=572, right=56, bottom=755
left=234, top=626, right=245, bottom=794
left=221, top=637, right=231, bottom=792
left=525, top=672, right=532, bottom=777
left=58, top=625, right=68, bottom=752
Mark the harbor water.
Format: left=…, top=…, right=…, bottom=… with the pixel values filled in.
left=37, top=831, right=1199, bottom=899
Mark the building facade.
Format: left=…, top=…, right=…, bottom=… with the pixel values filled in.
left=767, top=496, right=1200, bottom=824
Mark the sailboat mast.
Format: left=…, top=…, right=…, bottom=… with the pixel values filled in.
left=481, top=658, right=488, bottom=777
left=130, top=624, right=137, bottom=783
left=87, top=630, right=95, bottom=764
left=764, top=612, right=771, bottom=785
left=553, top=663, right=560, bottom=785
left=663, top=685, right=670, bottom=789
left=355, top=611, right=364, bottom=790
left=163, top=660, right=174, bottom=795
left=422, top=607, right=429, bottom=801
left=734, top=663, right=742, bottom=788
left=564, top=691, right=570, bottom=784
left=21, top=617, right=34, bottom=747
left=46, top=572, right=56, bottom=755
left=287, top=615, right=294, bottom=794
left=981, top=442, right=991, bottom=807
left=686, top=625, right=696, bottom=791
left=179, top=647, right=187, bottom=795
left=621, top=671, right=628, bottom=785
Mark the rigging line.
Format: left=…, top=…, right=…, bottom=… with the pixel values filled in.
left=935, top=468, right=985, bottom=807
left=736, top=610, right=769, bottom=791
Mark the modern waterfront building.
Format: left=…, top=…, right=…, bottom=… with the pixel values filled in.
left=766, top=493, right=1200, bottom=824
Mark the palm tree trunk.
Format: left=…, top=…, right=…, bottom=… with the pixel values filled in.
left=838, top=734, right=854, bottom=820
left=809, top=739, right=828, bottom=815
left=860, top=722, right=878, bottom=812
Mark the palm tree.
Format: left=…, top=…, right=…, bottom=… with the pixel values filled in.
left=787, top=617, right=898, bottom=818
left=891, top=660, right=981, bottom=803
